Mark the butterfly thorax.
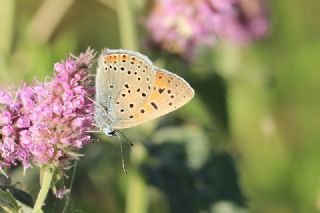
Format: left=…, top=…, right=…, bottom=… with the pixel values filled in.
left=94, top=106, right=115, bottom=136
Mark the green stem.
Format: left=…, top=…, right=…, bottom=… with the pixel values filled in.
left=116, top=1, right=148, bottom=213
left=218, top=43, right=290, bottom=212
left=0, top=0, right=15, bottom=84
left=0, top=0, right=14, bottom=57
left=125, top=144, right=148, bottom=213
left=62, top=163, right=77, bottom=213
left=117, top=0, right=138, bottom=50
left=32, top=165, right=55, bottom=213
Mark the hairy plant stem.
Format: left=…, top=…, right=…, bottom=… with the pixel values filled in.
left=32, top=165, right=55, bottom=213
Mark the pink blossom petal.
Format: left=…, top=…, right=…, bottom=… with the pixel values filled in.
left=2, top=125, right=14, bottom=136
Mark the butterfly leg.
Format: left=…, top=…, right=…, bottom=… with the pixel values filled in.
left=86, top=123, right=102, bottom=133
left=86, top=96, right=108, bottom=113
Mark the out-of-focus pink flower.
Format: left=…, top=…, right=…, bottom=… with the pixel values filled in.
left=222, top=0, right=269, bottom=43
left=0, top=48, right=96, bottom=170
left=54, top=186, right=71, bottom=199
left=145, top=0, right=269, bottom=57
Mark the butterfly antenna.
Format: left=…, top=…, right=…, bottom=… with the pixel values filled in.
left=116, top=130, right=134, bottom=147
left=115, top=132, right=128, bottom=175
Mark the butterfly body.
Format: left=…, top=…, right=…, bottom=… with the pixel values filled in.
left=95, top=49, right=194, bottom=136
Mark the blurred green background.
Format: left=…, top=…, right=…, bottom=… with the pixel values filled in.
left=0, top=0, right=320, bottom=212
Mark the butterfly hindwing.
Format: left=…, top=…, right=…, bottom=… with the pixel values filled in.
left=113, top=67, right=194, bottom=129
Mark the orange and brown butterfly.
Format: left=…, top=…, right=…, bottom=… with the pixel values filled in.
left=94, top=48, right=194, bottom=136
left=93, top=48, right=194, bottom=173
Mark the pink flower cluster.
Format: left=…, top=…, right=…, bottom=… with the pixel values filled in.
left=0, top=49, right=95, bottom=170
left=146, top=0, right=269, bottom=56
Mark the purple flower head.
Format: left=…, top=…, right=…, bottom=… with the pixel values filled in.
left=0, top=48, right=96, bottom=170
left=145, top=0, right=269, bottom=57
left=0, top=89, right=32, bottom=169
left=221, top=0, right=269, bottom=44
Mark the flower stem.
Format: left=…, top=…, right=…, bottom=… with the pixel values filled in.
left=117, top=0, right=138, bottom=50
left=116, top=1, right=149, bottom=213
left=32, top=165, right=55, bottom=213
left=62, top=162, right=77, bottom=213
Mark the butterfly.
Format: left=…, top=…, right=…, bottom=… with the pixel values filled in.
left=94, top=49, right=194, bottom=135
left=94, top=49, right=194, bottom=172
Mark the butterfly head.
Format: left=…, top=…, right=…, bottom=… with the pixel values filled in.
left=103, top=127, right=116, bottom=137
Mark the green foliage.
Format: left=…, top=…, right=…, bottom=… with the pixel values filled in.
left=0, top=189, right=21, bottom=213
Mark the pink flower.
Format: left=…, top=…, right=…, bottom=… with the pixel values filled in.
left=221, top=0, right=269, bottom=44
left=2, top=125, right=14, bottom=136
left=54, top=186, right=71, bottom=199
left=145, top=0, right=269, bottom=57
left=0, top=111, right=12, bottom=125
left=0, top=48, right=96, bottom=170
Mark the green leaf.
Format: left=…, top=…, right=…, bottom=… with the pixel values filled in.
left=8, top=187, right=33, bottom=208
left=0, top=189, right=21, bottom=213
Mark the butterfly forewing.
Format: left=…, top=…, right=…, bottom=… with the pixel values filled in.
left=113, top=67, right=194, bottom=129
left=96, top=49, right=155, bottom=125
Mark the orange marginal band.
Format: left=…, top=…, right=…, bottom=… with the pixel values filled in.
left=104, top=54, right=132, bottom=63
